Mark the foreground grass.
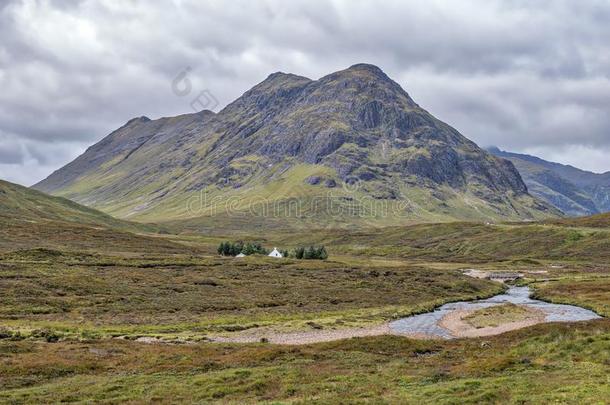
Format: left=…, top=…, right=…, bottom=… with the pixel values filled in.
left=0, top=321, right=608, bottom=404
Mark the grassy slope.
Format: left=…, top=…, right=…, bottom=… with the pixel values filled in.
left=548, top=212, right=610, bottom=228
left=0, top=180, right=151, bottom=232
left=0, top=218, right=191, bottom=255
left=0, top=179, right=187, bottom=254
left=96, top=163, right=556, bottom=228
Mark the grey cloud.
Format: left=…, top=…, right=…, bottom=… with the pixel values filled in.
left=1, top=0, right=610, bottom=186
left=0, top=143, right=23, bottom=165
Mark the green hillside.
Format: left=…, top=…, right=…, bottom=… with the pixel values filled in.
left=1, top=179, right=147, bottom=231
left=0, top=179, right=186, bottom=254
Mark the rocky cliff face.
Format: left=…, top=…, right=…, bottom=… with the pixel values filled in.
left=34, top=64, right=557, bottom=226
left=489, top=147, right=610, bottom=217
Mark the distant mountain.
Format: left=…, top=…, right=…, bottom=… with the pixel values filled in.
left=34, top=64, right=558, bottom=227
left=488, top=147, right=610, bottom=216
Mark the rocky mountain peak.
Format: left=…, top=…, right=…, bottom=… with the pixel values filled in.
left=33, top=64, right=559, bottom=224
left=124, top=116, right=151, bottom=127
left=251, top=71, right=312, bottom=93
left=345, top=63, right=390, bottom=78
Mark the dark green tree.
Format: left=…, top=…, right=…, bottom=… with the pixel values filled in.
left=303, top=246, right=315, bottom=259
left=294, top=246, right=305, bottom=259
left=218, top=240, right=270, bottom=256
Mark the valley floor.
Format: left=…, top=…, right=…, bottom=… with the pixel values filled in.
left=1, top=219, right=609, bottom=403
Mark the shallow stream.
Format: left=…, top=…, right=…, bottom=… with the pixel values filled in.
left=389, top=286, right=601, bottom=339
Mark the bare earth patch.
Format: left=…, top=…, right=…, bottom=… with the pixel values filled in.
left=210, top=324, right=392, bottom=345
left=439, top=304, right=546, bottom=338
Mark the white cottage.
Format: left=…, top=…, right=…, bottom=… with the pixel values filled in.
left=268, top=248, right=283, bottom=258
left=235, top=253, right=246, bottom=258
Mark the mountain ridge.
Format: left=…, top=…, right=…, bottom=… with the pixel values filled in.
left=34, top=64, right=558, bottom=227
left=488, top=147, right=610, bottom=216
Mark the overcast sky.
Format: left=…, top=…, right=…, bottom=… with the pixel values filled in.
left=1, top=0, right=609, bottom=186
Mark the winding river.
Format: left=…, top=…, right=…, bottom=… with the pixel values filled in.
left=389, top=286, right=602, bottom=339
left=208, top=286, right=602, bottom=345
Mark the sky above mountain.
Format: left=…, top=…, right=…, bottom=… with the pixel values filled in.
left=1, top=0, right=609, bottom=186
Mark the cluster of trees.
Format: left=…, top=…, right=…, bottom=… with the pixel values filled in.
left=217, top=241, right=328, bottom=260
left=292, top=246, right=328, bottom=260
left=217, top=241, right=268, bottom=256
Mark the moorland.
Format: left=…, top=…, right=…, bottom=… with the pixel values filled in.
left=1, top=187, right=608, bottom=403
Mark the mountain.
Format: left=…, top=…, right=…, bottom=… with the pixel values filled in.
left=34, top=64, right=557, bottom=227
left=488, top=147, right=610, bottom=217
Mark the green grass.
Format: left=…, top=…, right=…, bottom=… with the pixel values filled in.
left=266, top=221, right=610, bottom=264
left=0, top=217, right=192, bottom=255
left=549, top=212, right=610, bottom=228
